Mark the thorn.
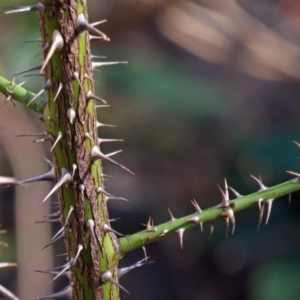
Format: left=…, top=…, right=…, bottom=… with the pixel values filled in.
left=264, top=199, right=273, bottom=225
left=98, top=138, right=123, bottom=144
left=42, top=232, right=65, bottom=250
left=53, top=82, right=63, bottom=102
left=67, top=108, right=76, bottom=124
left=228, top=186, right=243, bottom=198
left=34, top=43, right=49, bottom=59
left=293, top=140, right=300, bottom=148
left=286, top=170, right=300, bottom=182
left=50, top=131, right=63, bottom=151
left=217, top=183, right=230, bottom=208
left=142, top=216, right=156, bottom=232
left=91, top=146, right=134, bottom=175
left=176, top=228, right=185, bottom=249
left=167, top=208, right=176, bottom=221
left=191, top=199, right=202, bottom=213
left=41, top=168, right=72, bottom=204
left=86, top=219, right=96, bottom=241
left=101, top=271, right=130, bottom=295
left=51, top=206, right=74, bottom=241
left=97, top=186, right=113, bottom=197
left=95, top=105, right=111, bottom=109
left=84, top=132, right=93, bottom=142
left=106, top=150, right=123, bottom=157
left=92, top=61, right=127, bottom=71
left=23, top=38, right=42, bottom=43
left=4, top=2, right=45, bottom=14
left=73, top=72, right=82, bottom=89
left=105, top=196, right=128, bottom=202
left=40, top=30, right=64, bottom=73
left=118, top=258, right=152, bottom=278
left=51, top=258, right=75, bottom=282
left=86, top=90, right=107, bottom=104
left=14, top=61, right=43, bottom=77
left=71, top=164, right=77, bottom=179
left=36, top=284, right=72, bottom=299
left=27, top=79, right=52, bottom=106
left=186, top=216, right=200, bottom=223
left=220, top=209, right=235, bottom=237
left=96, top=121, right=115, bottom=128
left=158, top=229, right=169, bottom=237
left=34, top=269, right=70, bottom=279
left=250, top=175, right=268, bottom=191
left=257, top=202, right=265, bottom=231
left=102, top=224, right=124, bottom=236
left=0, top=284, right=20, bottom=300
left=79, top=184, right=85, bottom=199
left=76, top=14, right=109, bottom=40
left=11, top=159, right=55, bottom=186
left=33, top=133, right=54, bottom=143
left=0, top=176, right=15, bottom=185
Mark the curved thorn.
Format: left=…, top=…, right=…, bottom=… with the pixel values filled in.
left=167, top=208, right=176, bottom=221
left=118, top=258, right=152, bottom=278
left=51, top=258, right=75, bottom=282
left=14, top=61, right=43, bottom=76
left=105, top=196, right=128, bottom=202
left=265, top=199, right=274, bottom=225
left=221, top=209, right=235, bottom=237
left=40, top=30, right=64, bottom=73
left=91, top=146, right=134, bottom=175
left=102, top=224, right=124, bottom=236
left=191, top=199, right=202, bottom=213
left=250, top=175, right=268, bottom=191
left=217, top=184, right=229, bottom=208
left=228, top=186, right=243, bottom=198
left=97, top=187, right=113, bottom=197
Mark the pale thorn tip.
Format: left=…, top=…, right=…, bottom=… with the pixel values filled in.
left=105, top=196, right=128, bottom=202
left=228, top=186, right=243, bottom=198
left=106, top=150, right=123, bottom=157
left=4, top=2, right=45, bottom=14
left=67, top=108, right=76, bottom=124
left=41, top=168, right=72, bottom=204
left=91, top=146, right=135, bottom=175
left=220, top=209, right=235, bottom=237
left=250, top=175, right=268, bottom=191
left=101, top=271, right=130, bottom=295
left=53, top=82, right=63, bottom=102
left=86, top=219, right=96, bottom=241
left=51, top=258, right=75, bottom=282
left=71, top=164, right=77, bottom=179
left=74, top=244, right=84, bottom=264
left=286, top=170, right=300, bottom=182
left=92, top=61, right=127, bottom=70
left=27, top=79, right=52, bottom=106
left=73, top=72, right=82, bottom=89
left=76, top=13, right=110, bottom=40
left=86, top=90, right=107, bottom=104
left=293, top=140, right=300, bottom=148
left=167, top=208, right=176, bottom=221
left=176, top=228, right=185, bottom=249
left=40, top=30, right=64, bottom=73
left=79, top=184, right=85, bottom=199
left=191, top=199, right=202, bottom=213
left=50, top=131, right=63, bottom=151
left=102, top=224, right=124, bottom=236
left=36, top=284, right=72, bottom=300
left=143, top=216, right=156, bottom=232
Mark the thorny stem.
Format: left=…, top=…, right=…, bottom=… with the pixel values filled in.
left=119, top=178, right=300, bottom=253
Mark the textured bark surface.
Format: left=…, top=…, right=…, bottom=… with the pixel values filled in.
left=39, top=1, right=121, bottom=299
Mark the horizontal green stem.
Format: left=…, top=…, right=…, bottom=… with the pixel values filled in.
left=0, top=75, right=43, bottom=113
left=119, top=177, right=300, bottom=254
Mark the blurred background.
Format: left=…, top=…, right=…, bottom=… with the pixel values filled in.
left=1, top=0, right=300, bottom=299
